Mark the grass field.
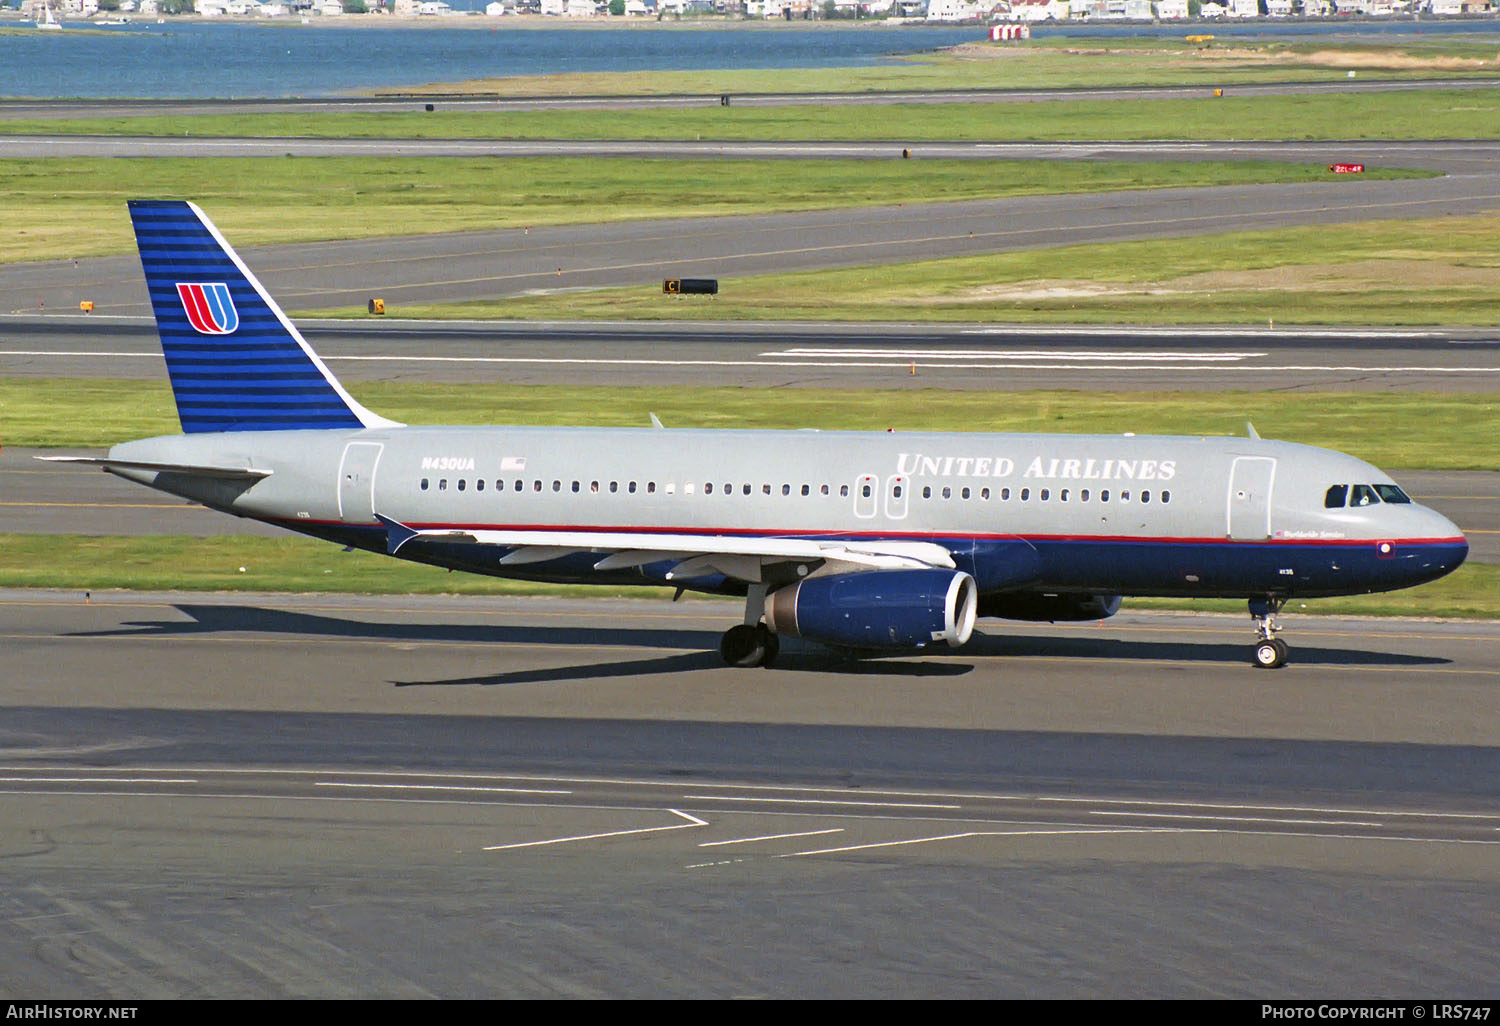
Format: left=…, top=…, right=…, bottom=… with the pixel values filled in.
left=380, top=34, right=1500, bottom=96
left=322, top=212, right=1500, bottom=328
left=0, top=155, right=1415, bottom=265
left=6, top=379, right=1496, bottom=470
left=5, top=89, right=1499, bottom=143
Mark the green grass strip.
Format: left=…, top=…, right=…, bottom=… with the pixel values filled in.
left=3, top=533, right=1492, bottom=620
left=380, top=37, right=1500, bottom=96
left=5, top=89, right=1498, bottom=143
left=5, top=379, right=1496, bottom=470
left=361, top=212, right=1500, bottom=328
left=0, top=156, right=1427, bottom=265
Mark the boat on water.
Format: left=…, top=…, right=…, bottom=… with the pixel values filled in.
left=35, top=3, right=63, bottom=28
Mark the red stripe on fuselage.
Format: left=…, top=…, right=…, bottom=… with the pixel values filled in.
left=271, top=517, right=1465, bottom=549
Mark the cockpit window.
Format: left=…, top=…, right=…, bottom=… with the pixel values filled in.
left=1374, top=484, right=1411, bottom=504
left=1349, top=484, right=1380, bottom=507
left=1324, top=485, right=1348, bottom=509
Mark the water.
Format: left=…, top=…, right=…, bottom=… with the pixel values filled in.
left=0, top=21, right=986, bottom=99
left=3, top=16, right=1492, bottom=100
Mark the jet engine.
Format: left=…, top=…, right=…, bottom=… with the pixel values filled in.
left=978, top=592, right=1122, bottom=622
left=764, top=569, right=978, bottom=650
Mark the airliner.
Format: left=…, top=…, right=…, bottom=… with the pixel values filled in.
left=44, top=201, right=1469, bottom=669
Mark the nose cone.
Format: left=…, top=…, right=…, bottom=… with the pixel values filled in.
left=1411, top=506, right=1468, bottom=582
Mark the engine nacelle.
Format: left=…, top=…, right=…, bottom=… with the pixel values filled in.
left=764, top=569, right=978, bottom=650
left=978, top=592, right=1122, bottom=622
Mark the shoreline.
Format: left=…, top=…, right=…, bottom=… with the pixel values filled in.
left=0, top=12, right=958, bottom=29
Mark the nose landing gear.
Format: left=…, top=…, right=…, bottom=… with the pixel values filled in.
left=1250, top=597, right=1288, bottom=669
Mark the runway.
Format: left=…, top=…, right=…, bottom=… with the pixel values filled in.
left=1, top=79, right=1495, bottom=120
left=2, top=589, right=1498, bottom=997
left=5, top=92, right=1498, bottom=996
left=5, top=161, right=1500, bottom=319
left=5, top=317, right=1500, bottom=392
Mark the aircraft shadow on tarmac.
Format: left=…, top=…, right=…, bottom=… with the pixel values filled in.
left=66, top=603, right=1452, bottom=687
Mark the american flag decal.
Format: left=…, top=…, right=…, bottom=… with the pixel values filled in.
left=176, top=282, right=239, bottom=335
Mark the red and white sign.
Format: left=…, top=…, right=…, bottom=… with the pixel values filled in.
left=1328, top=163, right=1365, bottom=174
left=990, top=25, right=1030, bottom=41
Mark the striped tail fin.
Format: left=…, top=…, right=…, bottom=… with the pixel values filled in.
left=128, top=200, right=399, bottom=434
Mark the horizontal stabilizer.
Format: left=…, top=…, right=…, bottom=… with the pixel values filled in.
left=36, top=456, right=273, bottom=480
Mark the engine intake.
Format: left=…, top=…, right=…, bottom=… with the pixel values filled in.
left=765, top=569, right=978, bottom=650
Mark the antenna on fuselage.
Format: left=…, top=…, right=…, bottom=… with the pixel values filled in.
left=1246, top=422, right=1261, bottom=440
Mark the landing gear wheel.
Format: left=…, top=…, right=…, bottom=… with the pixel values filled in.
left=1253, top=638, right=1288, bottom=669
left=1249, top=597, right=1290, bottom=669
left=720, top=623, right=777, bottom=668
left=758, top=627, right=779, bottom=669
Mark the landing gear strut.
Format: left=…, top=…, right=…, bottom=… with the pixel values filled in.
left=720, top=583, right=779, bottom=668
left=1249, top=597, right=1289, bottom=669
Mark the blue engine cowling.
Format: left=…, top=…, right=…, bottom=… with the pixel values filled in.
left=763, top=569, right=978, bottom=650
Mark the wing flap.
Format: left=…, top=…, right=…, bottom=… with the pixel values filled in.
left=375, top=518, right=955, bottom=582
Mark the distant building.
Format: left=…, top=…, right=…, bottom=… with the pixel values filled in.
left=926, top=0, right=988, bottom=18
left=1006, top=0, right=1068, bottom=17
left=1154, top=0, right=1187, bottom=15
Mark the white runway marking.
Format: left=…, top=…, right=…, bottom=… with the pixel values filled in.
left=680, top=794, right=963, bottom=810
left=482, top=808, right=708, bottom=851
left=314, top=781, right=572, bottom=796
left=700, top=828, right=844, bottom=848
left=768, top=348, right=1262, bottom=362
left=3, top=349, right=1493, bottom=375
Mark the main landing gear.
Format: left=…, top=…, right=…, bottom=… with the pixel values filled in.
left=720, top=583, right=779, bottom=668
left=1249, top=597, right=1289, bottom=669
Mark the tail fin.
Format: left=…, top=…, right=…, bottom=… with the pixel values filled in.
left=128, top=200, right=399, bottom=434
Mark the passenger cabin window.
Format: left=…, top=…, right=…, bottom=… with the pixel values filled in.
left=1325, top=485, right=1349, bottom=508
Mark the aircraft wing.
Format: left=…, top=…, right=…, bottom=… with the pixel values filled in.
left=375, top=515, right=954, bottom=583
